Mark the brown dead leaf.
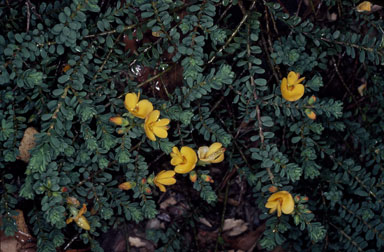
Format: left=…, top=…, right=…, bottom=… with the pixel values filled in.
left=223, top=219, right=248, bottom=237
left=129, top=236, right=147, bottom=247
left=198, top=217, right=213, bottom=228
left=159, top=197, right=177, bottom=210
left=224, top=223, right=265, bottom=251
left=358, top=82, right=367, bottom=96
left=18, top=127, right=38, bottom=162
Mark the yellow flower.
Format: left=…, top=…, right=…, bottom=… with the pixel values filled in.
left=281, top=71, right=305, bottom=102
left=265, top=191, right=295, bottom=217
left=170, top=146, right=198, bottom=174
left=197, top=142, right=225, bottom=164
left=356, top=1, right=372, bottom=12
left=124, top=92, right=153, bottom=119
left=66, top=204, right=91, bottom=231
left=144, top=110, right=170, bottom=141
left=154, top=170, right=176, bottom=192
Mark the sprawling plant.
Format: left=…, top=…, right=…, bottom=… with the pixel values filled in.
left=1, top=0, right=383, bottom=251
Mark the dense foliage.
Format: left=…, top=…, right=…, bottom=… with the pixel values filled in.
left=1, top=0, right=383, bottom=251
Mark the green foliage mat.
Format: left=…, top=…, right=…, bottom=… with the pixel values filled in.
left=1, top=0, right=384, bottom=251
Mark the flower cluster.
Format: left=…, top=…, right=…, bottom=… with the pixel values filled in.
left=118, top=142, right=226, bottom=193
left=110, top=92, right=170, bottom=141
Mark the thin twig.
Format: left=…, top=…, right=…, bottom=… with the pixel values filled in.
left=207, top=0, right=257, bottom=64
left=25, top=1, right=30, bottom=32
left=92, top=33, right=123, bottom=81
left=329, top=223, right=364, bottom=252
left=63, top=233, right=80, bottom=250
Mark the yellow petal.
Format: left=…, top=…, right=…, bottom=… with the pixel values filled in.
left=75, top=216, right=90, bottom=230
left=281, top=80, right=305, bottom=102
left=157, top=177, right=176, bottom=185
left=156, top=118, right=170, bottom=126
left=124, top=93, right=139, bottom=111
left=281, top=193, right=295, bottom=214
left=212, top=153, right=225, bottom=163
left=180, top=146, right=197, bottom=163
left=134, top=99, right=154, bottom=119
left=287, top=71, right=299, bottom=85
left=153, top=125, right=168, bottom=139
left=197, top=146, right=209, bottom=159
left=157, top=170, right=176, bottom=179
left=206, top=142, right=223, bottom=157
left=265, top=200, right=278, bottom=209
left=144, top=124, right=156, bottom=141
left=171, top=155, right=184, bottom=166
left=357, top=1, right=372, bottom=12
left=276, top=201, right=282, bottom=217
left=155, top=182, right=166, bottom=192
left=146, top=110, right=160, bottom=123
left=174, top=163, right=195, bottom=174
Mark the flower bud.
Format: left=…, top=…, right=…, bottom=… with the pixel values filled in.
left=118, top=182, right=135, bottom=190
left=295, top=195, right=301, bottom=203
left=305, top=109, right=316, bottom=120
left=268, top=185, right=278, bottom=193
left=110, top=116, right=124, bottom=125
left=141, top=178, right=147, bottom=184
left=189, top=171, right=197, bottom=183
left=302, top=196, right=309, bottom=201
left=61, top=187, right=68, bottom=193
left=63, top=64, right=71, bottom=73
left=144, top=187, right=152, bottom=194
left=308, top=95, right=317, bottom=105
left=201, top=174, right=214, bottom=183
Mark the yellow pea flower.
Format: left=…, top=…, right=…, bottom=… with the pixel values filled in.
left=144, top=110, right=170, bottom=141
left=170, top=146, right=198, bottom=174
left=66, top=203, right=91, bottom=231
left=281, top=71, right=305, bottom=102
left=124, top=92, right=154, bottom=119
left=265, top=191, right=295, bottom=217
left=356, top=1, right=372, bottom=12
left=153, top=170, right=176, bottom=192
left=197, top=142, right=225, bottom=164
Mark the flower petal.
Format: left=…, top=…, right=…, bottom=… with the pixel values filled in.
left=156, top=118, right=170, bottom=126
left=281, top=193, right=295, bottom=214
left=287, top=71, right=299, bottom=85
left=197, top=146, right=209, bottom=159
left=144, top=124, right=156, bottom=141
left=157, top=170, right=176, bottom=179
left=154, top=181, right=166, bottom=192
left=212, top=153, right=225, bottom=163
left=174, top=163, right=195, bottom=174
left=206, top=142, right=223, bottom=157
left=180, top=146, right=197, bottom=164
left=146, top=110, right=160, bottom=123
left=157, top=177, right=176, bottom=185
left=124, top=93, right=139, bottom=111
left=134, top=99, right=153, bottom=119
left=153, top=125, right=168, bottom=139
